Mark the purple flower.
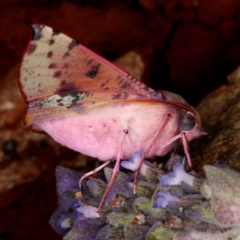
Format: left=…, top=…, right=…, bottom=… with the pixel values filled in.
left=154, top=190, right=181, bottom=208
left=49, top=208, right=73, bottom=236
left=121, top=152, right=165, bottom=184
left=160, top=160, right=201, bottom=192
left=56, top=166, right=83, bottom=209
left=160, top=161, right=194, bottom=186
left=121, top=151, right=142, bottom=171
left=76, top=204, right=100, bottom=219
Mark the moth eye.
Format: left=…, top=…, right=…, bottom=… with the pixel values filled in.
left=181, top=112, right=196, bottom=131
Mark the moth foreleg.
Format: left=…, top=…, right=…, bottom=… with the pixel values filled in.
left=133, top=113, right=171, bottom=194
left=181, top=132, right=193, bottom=170
left=97, top=129, right=128, bottom=211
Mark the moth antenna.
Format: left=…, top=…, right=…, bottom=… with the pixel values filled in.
left=133, top=114, right=171, bottom=194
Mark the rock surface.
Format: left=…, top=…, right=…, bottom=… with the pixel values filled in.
left=192, top=66, right=240, bottom=172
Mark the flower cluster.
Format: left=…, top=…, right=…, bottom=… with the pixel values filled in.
left=49, top=153, right=240, bottom=240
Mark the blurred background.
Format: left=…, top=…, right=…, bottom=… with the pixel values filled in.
left=1, top=0, right=240, bottom=239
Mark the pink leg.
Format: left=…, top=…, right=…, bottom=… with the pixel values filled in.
left=181, top=132, right=193, bottom=171
left=126, top=132, right=137, bottom=151
left=133, top=114, right=171, bottom=194
left=79, top=160, right=111, bottom=189
left=160, top=133, right=182, bottom=148
left=97, top=129, right=128, bottom=211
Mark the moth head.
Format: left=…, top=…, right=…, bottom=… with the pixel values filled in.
left=181, top=111, right=207, bottom=140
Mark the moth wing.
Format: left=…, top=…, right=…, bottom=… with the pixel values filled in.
left=19, top=24, right=164, bottom=126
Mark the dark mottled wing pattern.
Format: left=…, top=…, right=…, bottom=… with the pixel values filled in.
left=19, top=25, right=164, bottom=126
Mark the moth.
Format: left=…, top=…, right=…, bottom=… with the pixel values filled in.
left=19, top=24, right=206, bottom=211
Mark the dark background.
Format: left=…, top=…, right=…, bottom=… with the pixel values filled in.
left=1, top=0, right=240, bottom=239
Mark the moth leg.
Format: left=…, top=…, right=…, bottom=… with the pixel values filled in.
left=126, top=134, right=136, bottom=150
left=181, top=132, right=193, bottom=170
left=133, top=114, right=171, bottom=194
left=160, top=133, right=182, bottom=147
left=97, top=129, right=128, bottom=211
left=125, top=131, right=137, bottom=153
left=78, top=161, right=111, bottom=189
